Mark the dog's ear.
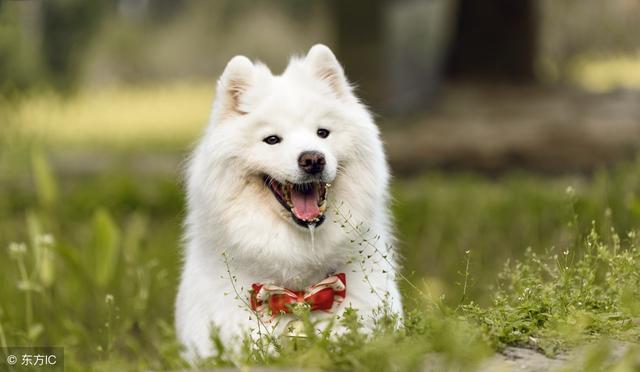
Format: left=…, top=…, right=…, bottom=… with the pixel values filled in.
left=305, top=44, right=351, bottom=99
left=217, top=55, right=255, bottom=117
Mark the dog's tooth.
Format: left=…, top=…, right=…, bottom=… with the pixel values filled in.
left=284, top=183, right=292, bottom=201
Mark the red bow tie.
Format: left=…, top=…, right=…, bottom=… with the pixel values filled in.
left=250, top=273, right=346, bottom=319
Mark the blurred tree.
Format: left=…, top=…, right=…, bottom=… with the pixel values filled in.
left=0, top=0, right=108, bottom=95
left=328, top=0, right=385, bottom=108
left=41, top=0, right=108, bottom=92
left=0, top=1, right=43, bottom=95
left=446, top=0, right=538, bottom=82
left=146, top=0, right=184, bottom=23
left=328, top=0, right=539, bottom=114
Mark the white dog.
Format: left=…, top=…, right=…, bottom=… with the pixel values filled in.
left=175, top=44, right=402, bottom=362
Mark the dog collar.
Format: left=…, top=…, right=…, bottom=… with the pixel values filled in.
left=249, top=273, right=346, bottom=319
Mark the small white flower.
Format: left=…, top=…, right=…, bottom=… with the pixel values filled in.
left=37, top=234, right=55, bottom=246
left=565, top=186, right=575, bottom=196
left=8, top=242, right=27, bottom=257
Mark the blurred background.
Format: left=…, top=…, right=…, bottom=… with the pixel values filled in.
left=2, top=0, right=640, bottom=366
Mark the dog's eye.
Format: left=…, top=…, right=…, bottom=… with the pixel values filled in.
left=317, top=128, right=330, bottom=139
left=263, top=135, right=281, bottom=145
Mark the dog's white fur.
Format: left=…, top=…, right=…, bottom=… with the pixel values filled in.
left=175, top=44, right=402, bottom=362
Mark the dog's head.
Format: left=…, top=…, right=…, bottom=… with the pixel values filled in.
left=191, top=45, right=386, bottom=240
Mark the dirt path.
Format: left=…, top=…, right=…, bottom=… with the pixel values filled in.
left=385, top=85, right=640, bottom=175
left=484, top=342, right=637, bottom=371
left=27, top=85, right=640, bottom=179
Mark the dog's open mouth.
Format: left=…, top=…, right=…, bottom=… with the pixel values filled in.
left=264, top=176, right=329, bottom=228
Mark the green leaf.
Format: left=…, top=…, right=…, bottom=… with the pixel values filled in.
left=122, top=212, right=148, bottom=264
left=31, top=150, right=58, bottom=209
left=93, top=208, right=121, bottom=288
left=27, top=323, right=44, bottom=342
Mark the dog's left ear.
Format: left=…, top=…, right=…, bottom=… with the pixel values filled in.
left=305, top=44, right=351, bottom=99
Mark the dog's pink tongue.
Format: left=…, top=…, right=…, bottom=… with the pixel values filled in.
left=291, top=187, right=320, bottom=221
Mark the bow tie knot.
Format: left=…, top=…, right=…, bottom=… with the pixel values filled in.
left=249, top=273, right=346, bottom=319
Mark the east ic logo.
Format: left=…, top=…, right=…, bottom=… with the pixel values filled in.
left=17, top=354, right=58, bottom=366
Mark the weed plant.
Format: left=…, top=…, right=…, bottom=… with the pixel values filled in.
left=1, top=148, right=640, bottom=370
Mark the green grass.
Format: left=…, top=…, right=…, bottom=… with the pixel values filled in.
left=2, top=86, right=640, bottom=370
left=2, top=142, right=640, bottom=370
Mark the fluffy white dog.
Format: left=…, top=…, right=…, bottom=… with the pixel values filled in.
left=175, top=44, right=402, bottom=362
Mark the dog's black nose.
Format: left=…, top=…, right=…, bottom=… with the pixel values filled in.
left=298, top=151, right=325, bottom=174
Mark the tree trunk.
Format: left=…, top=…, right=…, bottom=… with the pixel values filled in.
left=328, top=0, right=385, bottom=108
left=446, top=0, right=538, bottom=82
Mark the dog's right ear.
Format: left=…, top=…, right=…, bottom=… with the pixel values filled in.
left=217, top=55, right=254, bottom=117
